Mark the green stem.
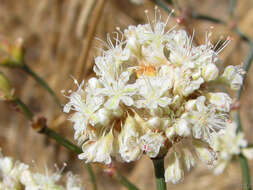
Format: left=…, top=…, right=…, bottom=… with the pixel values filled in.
left=22, top=64, right=62, bottom=108
left=152, top=158, right=166, bottom=190
left=41, top=127, right=97, bottom=190
left=14, top=98, right=34, bottom=121
left=239, top=153, right=252, bottom=190
left=115, top=171, right=140, bottom=190
left=234, top=40, right=253, bottom=190
left=237, top=44, right=253, bottom=100
left=229, top=0, right=237, bottom=17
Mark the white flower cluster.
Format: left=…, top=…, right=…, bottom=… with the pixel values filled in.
left=64, top=9, right=244, bottom=183
left=212, top=122, right=253, bottom=175
left=0, top=149, right=84, bottom=190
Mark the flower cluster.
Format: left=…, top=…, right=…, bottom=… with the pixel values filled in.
left=64, top=9, right=244, bottom=183
left=212, top=122, right=253, bottom=175
left=0, top=149, right=85, bottom=190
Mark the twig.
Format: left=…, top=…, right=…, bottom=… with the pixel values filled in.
left=229, top=0, right=237, bottom=18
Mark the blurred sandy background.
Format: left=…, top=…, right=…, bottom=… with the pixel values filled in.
left=0, top=0, right=253, bottom=189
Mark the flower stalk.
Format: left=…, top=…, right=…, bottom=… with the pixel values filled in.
left=114, top=171, right=140, bottom=190
left=152, top=158, right=166, bottom=190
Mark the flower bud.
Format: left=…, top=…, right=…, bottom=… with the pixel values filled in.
left=221, top=65, right=244, bottom=90
left=206, top=92, right=232, bottom=112
left=165, top=152, right=184, bottom=184
left=193, top=140, right=216, bottom=166
left=0, top=72, right=14, bottom=101
left=140, top=130, right=164, bottom=158
left=78, top=130, right=114, bottom=165
left=0, top=37, right=24, bottom=67
left=174, top=119, right=191, bottom=137
left=118, top=115, right=142, bottom=162
left=201, top=64, right=219, bottom=81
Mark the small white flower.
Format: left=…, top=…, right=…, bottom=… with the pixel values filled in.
left=165, top=152, right=184, bottom=184
left=140, top=130, right=165, bottom=158
left=135, top=75, right=172, bottom=109
left=201, top=63, right=219, bottom=81
left=118, top=115, right=143, bottom=162
left=187, top=96, right=227, bottom=142
left=79, top=130, right=114, bottom=165
left=206, top=92, right=232, bottom=112
left=221, top=65, right=245, bottom=90
left=99, top=71, right=137, bottom=110
left=173, top=117, right=191, bottom=137
left=66, top=172, right=84, bottom=190
left=212, top=121, right=252, bottom=174
left=193, top=139, right=217, bottom=166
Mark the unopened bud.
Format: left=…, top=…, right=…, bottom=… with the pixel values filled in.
left=0, top=37, right=24, bottom=67
left=0, top=72, right=14, bottom=101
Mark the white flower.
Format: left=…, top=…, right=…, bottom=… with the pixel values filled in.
left=118, top=115, right=143, bottom=162
left=212, top=121, right=252, bottom=174
left=187, top=96, right=227, bottom=142
left=99, top=71, right=137, bottom=110
left=201, top=63, right=219, bottom=81
left=135, top=74, right=172, bottom=109
left=173, top=67, right=204, bottom=96
left=140, top=130, right=165, bottom=158
left=0, top=155, right=29, bottom=190
left=165, top=152, right=184, bottom=184
left=206, top=92, right=232, bottom=112
left=63, top=81, right=103, bottom=143
left=66, top=172, right=84, bottom=190
left=193, top=139, right=217, bottom=166
left=221, top=65, right=245, bottom=90
left=79, top=130, right=114, bottom=165
left=173, top=117, right=191, bottom=137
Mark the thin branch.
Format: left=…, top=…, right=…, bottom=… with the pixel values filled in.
left=236, top=44, right=253, bottom=101
left=229, top=0, right=237, bottom=17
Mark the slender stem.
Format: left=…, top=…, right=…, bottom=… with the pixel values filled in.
left=234, top=40, right=253, bottom=190
left=191, top=12, right=225, bottom=24
left=115, top=171, right=140, bottom=190
left=41, top=127, right=82, bottom=154
left=239, top=153, right=252, bottom=190
left=86, top=164, right=98, bottom=190
left=152, top=158, right=166, bottom=190
left=229, top=0, right=237, bottom=17
left=14, top=97, right=34, bottom=121
left=41, top=127, right=98, bottom=190
left=237, top=44, right=253, bottom=100
left=22, top=64, right=62, bottom=108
